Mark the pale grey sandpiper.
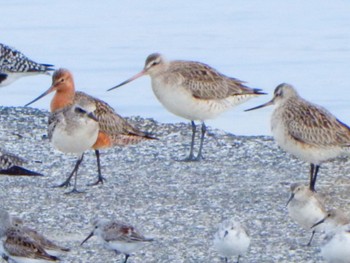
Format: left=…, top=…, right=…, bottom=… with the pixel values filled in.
left=312, top=209, right=350, bottom=263
left=286, top=183, right=327, bottom=245
left=213, top=218, right=250, bottom=263
left=81, top=218, right=154, bottom=263
left=108, top=53, right=265, bottom=161
left=48, top=99, right=99, bottom=193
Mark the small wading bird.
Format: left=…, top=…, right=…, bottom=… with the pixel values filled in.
left=25, top=68, right=155, bottom=187
left=312, top=209, right=350, bottom=263
left=48, top=100, right=99, bottom=193
left=246, top=83, right=350, bottom=192
left=81, top=218, right=154, bottom=263
left=286, top=183, right=326, bottom=246
left=0, top=43, right=53, bottom=87
left=0, top=208, right=60, bottom=262
left=0, top=148, right=43, bottom=176
left=108, top=53, right=265, bottom=161
left=213, top=218, right=250, bottom=263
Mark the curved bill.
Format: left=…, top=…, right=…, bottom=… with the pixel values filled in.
left=80, top=231, right=94, bottom=246
left=107, top=70, right=146, bottom=91
left=244, top=98, right=275, bottom=112
left=24, top=86, right=54, bottom=107
left=311, top=217, right=326, bottom=229
left=286, top=193, right=294, bottom=207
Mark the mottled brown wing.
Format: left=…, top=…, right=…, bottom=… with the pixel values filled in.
left=169, top=61, right=258, bottom=100
left=285, top=99, right=350, bottom=147
left=4, top=228, right=58, bottom=261
left=75, top=92, right=152, bottom=145
left=103, top=222, right=146, bottom=243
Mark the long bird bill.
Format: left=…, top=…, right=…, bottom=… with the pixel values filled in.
left=244, top=98, right=275, bottom=112
left=107, top=70, right=146, bottom=91
left=310, top=216, right=326, bottom=229
left=80, top=231, right=94, bottom=246
left=24, top=85, right=55, bottom=107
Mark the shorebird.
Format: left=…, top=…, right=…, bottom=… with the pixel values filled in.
left=286, top=183, right=327, bottom=246
left=0, top=208, right=59, bottom=262
left=108, top=53, right=265, bottom=161
left=246, top=83, right=350, bottom=192
left=312, top=209, right=350, bottom=263
left=25, top=68, right=155, bottom=186
left=81, top=218, right=154, bottom=263
left=213, top=218, right=250, bottom=263
left=0, top=43, right=54, bottom=87
left=0, top=148, right=43, bottom=176
left=48, top=100, right=99, bottom=193
left=11, top=217, right=69, bottom=256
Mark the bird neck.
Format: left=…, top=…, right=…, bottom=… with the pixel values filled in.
left=50, top=87, right=75, bottom=112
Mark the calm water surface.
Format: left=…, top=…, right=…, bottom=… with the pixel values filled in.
left=1, top=0, right=350, bottom=135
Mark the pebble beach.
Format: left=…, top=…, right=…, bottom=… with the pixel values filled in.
left=0, top=106, right=350, bottom=263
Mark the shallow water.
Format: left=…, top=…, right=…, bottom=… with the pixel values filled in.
left=1, top=0, right=350, bottom=135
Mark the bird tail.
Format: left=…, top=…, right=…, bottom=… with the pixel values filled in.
left=0, top=166, right=43, bottom=176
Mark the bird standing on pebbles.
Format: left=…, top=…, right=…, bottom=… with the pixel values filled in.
left=81, top=218, right=154, bottom=263
left=246, top=83, right=350, bottom=192
left=213, top=218, right=250, bottom=263
left=109, top=53, right=265, bottom=161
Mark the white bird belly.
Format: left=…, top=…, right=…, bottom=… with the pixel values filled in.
left=108, top=241, right=145, bottom=255
left=51, top=125, right=98, bottom=154
left=271, top=118, right=341, bottom=164
left=152, top=79, right=255, bottom=121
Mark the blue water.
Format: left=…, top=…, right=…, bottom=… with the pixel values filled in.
left=1, top=0, right=350, bottom=135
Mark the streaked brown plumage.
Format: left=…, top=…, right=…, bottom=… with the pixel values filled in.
left=25, top=68, right=155, bottom=185
left=109, top=53, right=265, bottom=161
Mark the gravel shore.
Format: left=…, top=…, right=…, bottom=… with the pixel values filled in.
left=0, top=106, right=349, bottom=263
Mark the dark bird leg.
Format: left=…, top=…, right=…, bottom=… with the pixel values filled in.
left=123, top=254, right=130, bottom=263
left=87, top=150, right=106, bottom=186
left=181, top=121, right=197, bottom=161
left=306, top=229, right=316, bottom=246
left=237, top=255, right=241, bottom=263
left=195, top=122, right=206, bottom=161
left=309, top=164, right=320, bottom=192
left=54, top=153, right=84, bottom=188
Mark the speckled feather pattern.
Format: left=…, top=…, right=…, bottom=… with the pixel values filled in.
left=0, top=43, right=53, bottom=73
left=4, top=227, right=58, bottom=261
left=74, top=92, right=154, bottom=146
left=100, top=221, right=152, bottom=243
left=158, top=60, right=262, bottom=100
left=0, top=149, right=26, bottom=169
left=275, top=96, right=350, bottom=148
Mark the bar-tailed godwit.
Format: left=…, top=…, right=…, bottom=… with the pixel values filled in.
left=25, top=68, right=155, bottom=186
left=213, top=218, right=250, bottom=263
left=0, top=208, right=59, bottom=262
left=0, top=43, right=54, bottom=87
left=108, top=53, right=265, bottom=161
left=81, top=218, right=154, bottom=263
left=246, top=83, right=350, bottom=192
left=48, top=100, right=99, bottom=193
left=0, top=148, right=43, bottom=176
left=286, top=183, right=326, bottom=246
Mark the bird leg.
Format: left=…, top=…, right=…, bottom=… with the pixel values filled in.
left=195, top=122, right=206, bottom=161
left=181, top=121, right=197, bottom=161
left=306, top=229, right=316, bottom=246
left=309, top=164, right=320, bottom=192
left=123, top=254, right=130, bottom=263
left=54, top=154, right=84, bottom=189
left=87, top=150, right=106, bottom=186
